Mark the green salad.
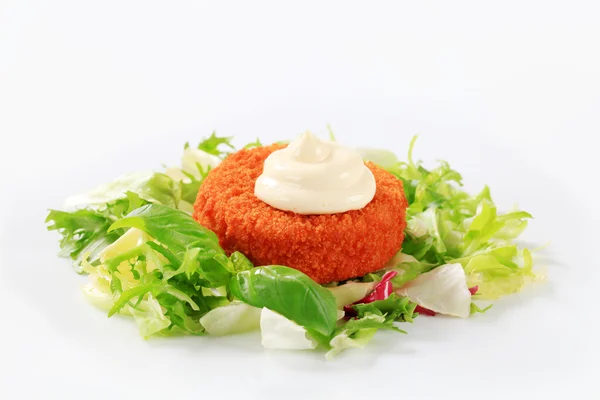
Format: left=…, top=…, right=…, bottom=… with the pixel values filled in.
left=46, top=133, right=539, bottom=358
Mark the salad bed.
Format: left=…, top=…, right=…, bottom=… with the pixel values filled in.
left=46, top=133, right=538, bottom=358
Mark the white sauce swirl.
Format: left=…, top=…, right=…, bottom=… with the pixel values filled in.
left=254, top=131, right=376, bottom=215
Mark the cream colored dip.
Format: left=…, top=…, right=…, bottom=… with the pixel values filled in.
left=254, top=131, right=376, bottom=214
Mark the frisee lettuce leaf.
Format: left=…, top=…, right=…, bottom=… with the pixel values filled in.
left=326, top=313, right=406, bottom=359
left=191, top=131, right=235, bottom=158
left=243, top=138, right=263, bottom=149
left=173, top=146, right=220, bottom=204
left=351, top=293, right=417, bottom=323
left=46, top=171, right=181, bottom=271
left=167, top=138, right=225, bottom=208
left=301, top=293, right=417, bottom=358
left=46, top=192, right=145, bottom=271
left=364, top=136, right=537, bottom=300
left=81, top=212, right=240, bottom=336
left=62, top=172, right=181, bottom=211
left=46, top=133, right=234, bottom=270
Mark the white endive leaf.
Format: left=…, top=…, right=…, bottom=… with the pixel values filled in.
left=200, top=302, right=261, bottom=336
left=396, top=263, right=471, bottom=318
left=260, top=308, right=317, bottom=350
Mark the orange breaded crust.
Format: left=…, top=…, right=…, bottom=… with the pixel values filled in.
left=193, top=144, right=408, bottom=284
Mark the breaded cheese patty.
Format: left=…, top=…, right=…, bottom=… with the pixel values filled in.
left=193, top=144, right=408, bottom=284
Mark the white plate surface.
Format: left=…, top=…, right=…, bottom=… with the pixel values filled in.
left=1, top=2, right=599, bottom=399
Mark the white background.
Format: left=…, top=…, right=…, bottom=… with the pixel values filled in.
left=1, top=1, right=599, bottom=399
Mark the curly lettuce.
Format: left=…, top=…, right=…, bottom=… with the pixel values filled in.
left=46, top=135, right=227, bottom=270
left=362, top=136, right=537, bottom=299
left=45, top=132, right=541, bottom=358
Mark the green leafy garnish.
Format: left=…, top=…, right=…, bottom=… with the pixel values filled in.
left=82, top=206, right=240, bottom=336
left=46, top=207, right=123, bottom=272
left=321, top=294, right=417, bottom=357
left=45, top=193, right=146, bottom=271
left=326, top=313, right=405, bottom=359
left=63, top=172, right=181, bottom=211
left=365, top=136, right=536, bottom=299
left=243, top=138, right=263, bottom=149
left=109, top=204, right=223, bottom=256
left=327, top=124, right=336, bottom=141
left=180, top=165, right=212, bottom=204
left=352, top=293, right=417, bottom=323
left=196, top=132, right=235, bottom=157
left=45, top=132, right=541, bottom=358
left=229, top=251, right=254, bottom=273
left=229, top=266, right=339, bottom=336
left=470, top=302, right=493, bottom=315
left=46, top=172, right=182, bottom=270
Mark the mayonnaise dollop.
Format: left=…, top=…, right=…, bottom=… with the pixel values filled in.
left=254, top=131, right=376, bottom=214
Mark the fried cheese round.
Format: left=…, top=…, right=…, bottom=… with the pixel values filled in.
left=193, top=144, right=408, bottom=284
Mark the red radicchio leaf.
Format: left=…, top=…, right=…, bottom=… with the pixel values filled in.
left=343, top=271, right=398, bottom=317
left=414, top=305, right=436, bottom=316
left=359, top=270, right=398, bottom=302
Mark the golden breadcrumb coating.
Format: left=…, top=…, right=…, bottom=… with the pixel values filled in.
left=193, top=144, right=408, bottom=284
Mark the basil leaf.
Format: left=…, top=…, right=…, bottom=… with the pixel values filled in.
left=109, top=204, right=223, bottom=256
left=195, top=253, right=232, bottom=288
left=229, top=266, right=338, bottom=336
